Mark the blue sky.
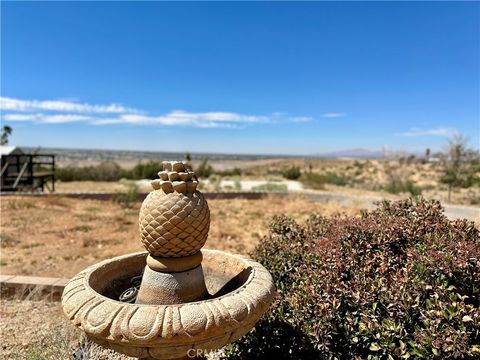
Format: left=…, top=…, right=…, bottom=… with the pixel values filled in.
left=1, top=1, right=478, bottom=155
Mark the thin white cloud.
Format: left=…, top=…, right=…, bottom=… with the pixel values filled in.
left=89, top=111, right=268, bottom=127
left=397, top=127, right=457, bottom=137
left=2, top=111, right=268, bottom=127
left=322, top=112, right=346, bottom=118
left=1, top=110, right=273, bottom=128
left=0, top=96, right=313, bottom=128
left=3, top=113, right=92, bottom=123
left=290, top=116, right=314, bottom=123
left=0, top=96, right=139, bottom=114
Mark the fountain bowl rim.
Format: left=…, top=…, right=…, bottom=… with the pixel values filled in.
left=81, top=249, right=265, bottom=306
left=61, top=248, right=275, bottom=351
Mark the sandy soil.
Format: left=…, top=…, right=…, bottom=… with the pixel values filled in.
left=0, top=195, right=360, bottom=278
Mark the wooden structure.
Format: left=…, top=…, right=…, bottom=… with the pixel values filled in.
left=0, top=147, right=55, bottom=192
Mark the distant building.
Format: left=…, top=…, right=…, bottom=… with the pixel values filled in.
left=0, top=146, right=56, bottom=192
left=0, top=146, right=24, bottom=157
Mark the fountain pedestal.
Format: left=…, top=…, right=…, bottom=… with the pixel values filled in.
left=136, top=258, right=207, bottom=305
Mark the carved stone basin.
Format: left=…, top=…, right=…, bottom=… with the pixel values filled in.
left=62, top=162, right=275, bottom=359
left=62, top=250, right=274, bottom=359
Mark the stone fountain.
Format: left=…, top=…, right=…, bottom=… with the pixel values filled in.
left=62, top=161, right=275, bottom=359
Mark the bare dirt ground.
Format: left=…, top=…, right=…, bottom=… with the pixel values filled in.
left=0, top=195, right=360, bottom=278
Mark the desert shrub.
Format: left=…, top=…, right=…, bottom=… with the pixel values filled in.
left=299, top=172, right=326, bottom=189
left=95, top=161, right=124, bottom=180
left=56, top=161, right=125, bottom=181
left=127, top=161, right=163, bottom=179
left=282, top=166, right=301, bottom=180
left=440, top=134, right=480, bottom=201
left=113, top=184, right=139, bottom=208
left=324, top=172, right=349, bottom=186
left=384, top=178, right=422, bottom=196
left=300, top=172, right=350, bottom=189
left=251, top=182, right=288, bottom=192
left=56, top=160, right=166, bottom=181
left=0, top=232, right=20, bottom=248
left=196, top=158, right=214, bottom=178
left=216, top=167, right=242, bottom=177
left=225, top=198, right=480, bottom=359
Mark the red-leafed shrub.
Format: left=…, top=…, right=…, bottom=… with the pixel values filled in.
left=224, top=198, right=479, bottom=359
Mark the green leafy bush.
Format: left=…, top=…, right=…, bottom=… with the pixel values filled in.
left=225, top=199, right=480, bottom=359
left=282, top=166, right=301, bottom=180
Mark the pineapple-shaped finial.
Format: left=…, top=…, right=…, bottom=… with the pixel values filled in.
left=139, top=161, right=210, bottom=258
left=150, top=161, right=199, bottom=194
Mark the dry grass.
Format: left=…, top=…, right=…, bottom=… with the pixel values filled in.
left=0, top=297, right=225, bottom=359
left=0, top=298, right=133, bottom=359
left=55, top=180, right=130, bottom=193
left=0, top=195, right=360, bottom=278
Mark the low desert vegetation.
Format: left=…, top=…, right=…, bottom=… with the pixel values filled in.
left=114, top=183, right=140, bottom=208
left=251, top=182, right=288, bottom=192
left=55, top=160, right=163, bottom=181
left=196, top=158, right=215, bottom=178
left=52, top=135, right=479, bottom=205
left=226, top=198, right=480, bottom=359
left=282, top=166, right=302, bottom=180
left=440, top=134, right=480, bottom=202
left=299, top=171, right=351, bottom=189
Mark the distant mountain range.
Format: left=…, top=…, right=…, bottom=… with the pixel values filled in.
left=313, top=148, right=385, bottom=159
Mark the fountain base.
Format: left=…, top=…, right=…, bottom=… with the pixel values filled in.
left=136, top=263, right=208, bottom=304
